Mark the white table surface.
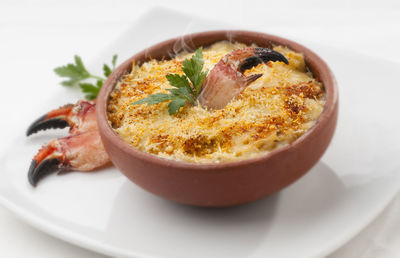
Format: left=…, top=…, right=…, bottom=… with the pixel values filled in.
left=1, top=0, right=399, bottom=257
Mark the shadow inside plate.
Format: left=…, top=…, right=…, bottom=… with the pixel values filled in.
left=103, top=162, right=344, bottom=257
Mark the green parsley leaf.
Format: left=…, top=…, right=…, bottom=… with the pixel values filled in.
left=103, top=64, right=112, bottom=77
left=165, top=74, right=187, bottom=87
left=167, top=87, right=194, bottom=102
left=132, top=48, right=208, bottom=115
left=73, top=56, right=90, bottom=77
left=166, top=74, right=192, bottom=90
left=103, top=55, right=118, bottom=77
left=132, top=93, right=174, bottom=105
left=181, top=47, right=208, bottom=94
left=55, top=54, right=118, bottom=100
left=111, top=55, right=118, bottom=69
left=168, top=97, right=187, bottom=115
left=79, top=82, right=101, bottom=100
left=60, top=78, right=80, bottom=87
left=54, top=56, right=90, bottom=87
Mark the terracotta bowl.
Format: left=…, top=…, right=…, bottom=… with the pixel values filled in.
left=96, top=30, right=338, bottom=207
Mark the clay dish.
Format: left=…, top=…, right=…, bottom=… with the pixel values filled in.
left=96, top=30, right=338, bottom=207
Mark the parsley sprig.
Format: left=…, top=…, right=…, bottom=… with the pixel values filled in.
left=54, top=55, right=118, bottom=100
left=132, top=48, right=208, bottom=115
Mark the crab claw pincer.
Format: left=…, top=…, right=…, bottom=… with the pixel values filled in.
left=27, top=131, right=109, bottom=186
left=26, top=104, right=73, bottom=136
left=26, top=100, right=97, bottom=136
left=27, top=100, right=110, bottom=186
left=198, top=47, right=288, bottom=109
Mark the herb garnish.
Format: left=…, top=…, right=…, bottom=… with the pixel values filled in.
left=54, top=55, right=118, bottom=100
left=132, top=48, right=208, bottom=115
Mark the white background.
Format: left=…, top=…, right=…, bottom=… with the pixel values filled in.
left=1, top=0, right=400, bottom=257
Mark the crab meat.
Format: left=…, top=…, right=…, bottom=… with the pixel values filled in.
left=198, top=47, right=288, bottom=109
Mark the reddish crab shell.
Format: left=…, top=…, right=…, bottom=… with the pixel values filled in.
left=27, top=100, right=110, bottom=186
left=198, top=47, right=288, bottom=109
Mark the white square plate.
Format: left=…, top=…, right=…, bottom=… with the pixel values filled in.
left=1, top=7, right=399, bottom=258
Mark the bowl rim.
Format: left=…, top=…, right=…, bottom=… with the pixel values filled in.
left=97, top=30, right=338, bottom=171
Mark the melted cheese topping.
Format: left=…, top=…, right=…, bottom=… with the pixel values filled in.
left=107, top=41, right=325, bottom=163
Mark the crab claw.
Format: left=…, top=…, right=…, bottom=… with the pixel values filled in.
left=28, top=131, right=110, bottom=186
left=27, top=100, right=110, bottom=186
left=26, top=100, right=96, bottom=136
left=199, top=47, right=288, bottom=110
left=26, top=104, right=73, bottom=136
left=28, top=139, right=65, bottom=186
left=28, top=158, right=61, bottom=186
left=239, top=48, right=288, bottom=72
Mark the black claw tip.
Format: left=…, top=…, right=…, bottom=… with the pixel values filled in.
left=26, top=115, right=69, bottom=136
left=27, top=160, right=37, bottom=186
left=244, top=73, right=263, bottom=86
left=28, top=159, right=61, bottom=187
left=239, top=48, right=289, bottom=72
